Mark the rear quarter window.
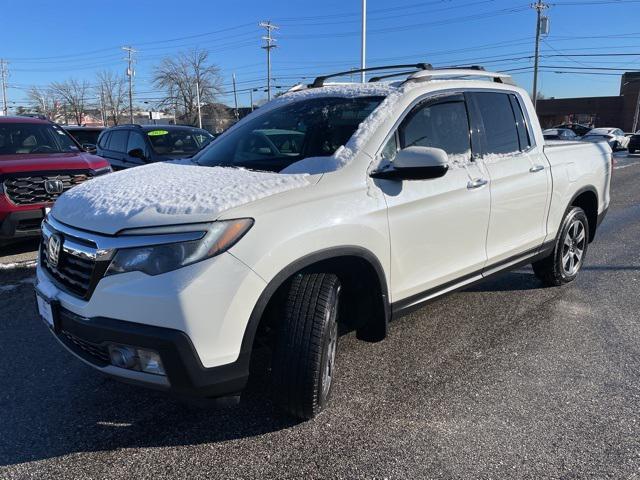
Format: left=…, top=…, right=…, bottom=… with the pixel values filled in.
left=98, top=132, right=111, bottom=149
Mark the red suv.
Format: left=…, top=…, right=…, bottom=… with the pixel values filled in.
left=0, top=117, right=111, bottom=244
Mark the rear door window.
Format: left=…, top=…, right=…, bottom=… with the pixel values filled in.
left=107, top=130, right=129, bottom=153
left=471, top=92, right=520, bottom=155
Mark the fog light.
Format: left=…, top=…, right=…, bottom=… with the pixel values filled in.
left=138, top=349, right=165, bottom=375
left=107, top=344, right=166, bottom=376
left=108, top=345, right=137, bottom=369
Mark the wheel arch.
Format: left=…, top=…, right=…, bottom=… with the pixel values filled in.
left=238, top=246, right=391, bottom=369
left=568, top=186, right=599, bottom=243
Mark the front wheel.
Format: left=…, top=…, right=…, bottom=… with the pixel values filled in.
left=532, top=206, right=589, bottom=287
left=271, top=272, right=341, bottom=420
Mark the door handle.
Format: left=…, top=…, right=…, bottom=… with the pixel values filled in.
left=529, top=165, right=545, bottom=173
left=467, top=178, right=488, bottom=189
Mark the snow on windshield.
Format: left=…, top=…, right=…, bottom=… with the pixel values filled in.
left=52, top=163, right=309, bottom=221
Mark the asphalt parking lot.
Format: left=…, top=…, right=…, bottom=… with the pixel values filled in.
left=1, top=153, right=639, bottom=479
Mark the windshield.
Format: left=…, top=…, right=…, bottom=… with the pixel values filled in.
left=194, top=96, right=384, bottom=172
left=585, top=129, right=610, bottom=136
left=0, top=123, right=80, bottom=155
left=146, top=128, right=214, bottom=158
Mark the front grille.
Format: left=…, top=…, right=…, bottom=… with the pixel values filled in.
left=4, top=172, right=92, bottom=205
left=60, top=329, right=110, bottom=365
left=41, top=240, right=97, bottom=298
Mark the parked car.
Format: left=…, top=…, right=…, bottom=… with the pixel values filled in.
left=553, top=123, right=592, bottom=137
left=543, top=128, right=579, bottom=141
left=35, top=66, right=611, bottom=419
left=63, top=126, right=105, bottom=154
left=627, top=131, right=640, bottom=154
left=96, top=124, right=214, bottom=170
left=582, top=127, right=629, bottom=151
left=0, top=117, right=110, bottom=245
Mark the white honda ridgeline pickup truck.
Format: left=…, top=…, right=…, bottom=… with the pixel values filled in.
left=35, top=65, right=611, bottom=419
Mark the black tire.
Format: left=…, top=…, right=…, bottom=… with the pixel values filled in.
left=272, top=272, right=341, bottom=420
left=532, top=206, right=589, bottom=287
left=611, top=141, right=619, bottom=152
left=630, top=148, right=637, bottom=154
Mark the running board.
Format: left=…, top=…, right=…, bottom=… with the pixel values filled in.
left=391, top=242, right=554, bottom=318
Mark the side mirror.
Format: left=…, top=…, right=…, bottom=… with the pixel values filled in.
left=128, top=148, right=147, bottom=161
left=82, top=143, right=96, bottom=152
left=370, top=146, right=449, bottom=180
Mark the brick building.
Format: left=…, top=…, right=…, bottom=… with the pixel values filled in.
left=536, top=72, right=640, bottom=132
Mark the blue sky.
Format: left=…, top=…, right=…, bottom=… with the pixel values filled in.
left=1, top=0, right=639, bottom=109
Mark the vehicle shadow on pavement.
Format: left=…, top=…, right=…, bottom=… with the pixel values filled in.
left=0, top=299, right=299, bottom=466
left=0, top=239, right=39, bottom=257
left=464, top=269, right=542, bottom=293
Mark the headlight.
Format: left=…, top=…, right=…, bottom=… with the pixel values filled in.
left=105, top=218, right=253, bottom=276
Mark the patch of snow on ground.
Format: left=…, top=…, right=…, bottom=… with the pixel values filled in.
left=52, top=163, right=309, bottom=221
left=0, top=260, right=37, bottom=270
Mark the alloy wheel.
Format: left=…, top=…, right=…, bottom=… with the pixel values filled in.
left=561, top=218, right=586, bottom=276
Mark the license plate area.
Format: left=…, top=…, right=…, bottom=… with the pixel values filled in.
left=35, top=290, right=60, bottom=332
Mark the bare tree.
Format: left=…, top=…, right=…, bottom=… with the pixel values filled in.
left=152, top=48, right=223, bottom=125
left=50, top=79, right=90, bottom=125
left=27, top=86, right=61, bottom=120
left=96, top=70, right=127, bottom=126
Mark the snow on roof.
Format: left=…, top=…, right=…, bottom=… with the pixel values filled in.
left=52, top=163, right=309, bottom=223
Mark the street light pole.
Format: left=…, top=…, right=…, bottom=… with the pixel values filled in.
left=232, top=73, right=239, bottom=121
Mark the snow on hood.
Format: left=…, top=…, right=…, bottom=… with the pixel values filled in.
left=51, top=163, right=309, bottom=235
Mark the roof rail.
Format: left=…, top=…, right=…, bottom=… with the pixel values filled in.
left=113, top=123, right=143, bottom=128
left=368, top=65, right=487, bottom=82
left=404, top=67, right=515, bottom=85
left=310, top=63, right=432, bottom=88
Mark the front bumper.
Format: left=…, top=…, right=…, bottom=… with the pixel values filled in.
left=36, top=241, right=267, bottom=397
left=50, top=306, right=249, bottom=397
left=0, top=208, right=45, bottom=240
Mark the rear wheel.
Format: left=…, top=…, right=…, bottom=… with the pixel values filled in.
left=532, top=207, right=589, bottom=287
left=271, top=272, right=341, bottom=420
left=630, top=148, right=637, bottom=154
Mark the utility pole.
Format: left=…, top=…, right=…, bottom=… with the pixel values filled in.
left=0, top=60, right=8, bottom=117
left=232, top=73, right=239, bottom=121
left=531, top=0, right=549, bottom=109
left=259, top=21, right=278, bottom=101
left=250, top=89, right=254, bottom=112
left=98, top=89, right=106, bottom=126
left=633, top=94, right=640, bottom=133
left=361, top=0, right=367, bottom=83
left=195, top=75, right=202, bottom=128
left=122, top=46, right=136, bottom=123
